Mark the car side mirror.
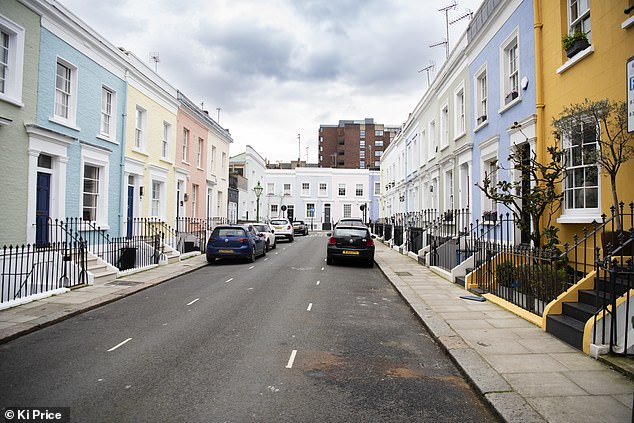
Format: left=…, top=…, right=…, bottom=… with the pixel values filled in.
left=271, top=229, right=274, bottom=233
left=326, top=232, right=332, bottom=237
left=371, top=235, right=376, bottom=239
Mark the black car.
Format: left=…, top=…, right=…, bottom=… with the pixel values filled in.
left=292, top=220, right=308, bottom=236
left=206, top=224, right=266, bottom=264
left=334, top=218, right=366, bottom=228
left=326, top=225, right=375, bottom=267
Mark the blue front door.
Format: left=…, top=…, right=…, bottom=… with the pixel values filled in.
left=127, top=185, right=134, bottom=238
left=36, top=172, right=51, bottom=246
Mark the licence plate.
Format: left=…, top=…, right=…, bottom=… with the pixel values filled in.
left=342, top=250, right=359, bottom=255
left=219, top=249, right=233, bottom=253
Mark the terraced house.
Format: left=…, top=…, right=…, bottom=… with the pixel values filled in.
left=378, top=0, right=634, bottom=358
left=0, top=0, right=232, bottom=307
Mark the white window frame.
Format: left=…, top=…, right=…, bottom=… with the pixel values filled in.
left=560, top=118, right=601, bottom=220
left=53, top=57, right=78, bottom=127
left=197, top=137, right=203, bottom=168
left=0, top=15, right=25, bottom=106
left=266, top=182, right=275, bottom=195
left=338, top=183, right=346, bottom=196
left=161, top=121, right=171, bottom=160
left=343, top=204, right=352, bottom=218
left=80, top=144, right=110, bottom=227
left=475, top=65, right=488, bottom=128
left=182, top=128, right=190, bottom=163
left=283, top=183, right=291, bottom=196
left=568, top=0, right=591, bottom=40
left=479, top=136, right=499, bottom=218
left=301, top=182, right=310, bottom=196
left=428, top=120, right=437, bottom=160
left=440, top=103, right=449, bottom=149
left=355, top=184, right=363, bottom=196
left=191, top=184, right=198, bottom=218
left=319, top=182, right=327, bottom=197
left=134, top=106, right=146, bottom=150
left=500, top=29, right=520, bottom=108
left=374, top=181, right=381, bottom=196
left=100, top=86, right=116, bottom=139
left=454, top=84, right=466, bottom=138
left=306, top=203, right=315, bottom=218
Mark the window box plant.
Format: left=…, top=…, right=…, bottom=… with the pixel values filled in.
left=483, top=210, right=497, bottom=222
left=477, top=115, right=487, bottom=125
left=505, top=89, right=518, bottom=104
left=562, top=31, right=590, bottom=59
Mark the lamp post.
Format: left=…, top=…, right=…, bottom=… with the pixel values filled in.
left=254, top=181, right=263, bottom=222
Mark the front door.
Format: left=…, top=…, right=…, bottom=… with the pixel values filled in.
left=323, top=204, right=331, bottom=230
left=36, top=172, right=51, bottom=246
left=520, top=144, right=531, bottom=245
left=127, top=185, right=134, bottom=238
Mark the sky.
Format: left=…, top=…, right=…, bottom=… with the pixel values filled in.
left=58, top=0, right=483, bottom=163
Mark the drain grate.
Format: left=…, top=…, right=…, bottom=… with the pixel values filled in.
left=395, top=271, right=412, bottom=276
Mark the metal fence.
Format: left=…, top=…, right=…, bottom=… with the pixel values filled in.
left=1, top=240, right=87, bottom=305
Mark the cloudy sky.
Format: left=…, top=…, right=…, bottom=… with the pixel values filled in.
left=59, top=0, right=483, bottom=163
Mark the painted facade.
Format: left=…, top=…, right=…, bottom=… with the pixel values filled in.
left=467, top=0, right=536, bottom=235
left=229, top=145, right=267, bottom=222
left=29, top=1, right=129, bottom=243
left=264, top=167, right=379, bottom=228
left=0, top=1, right=40, bottom=245
left=122, top=53, right=178, bottom=233
left=539, top=0, right=634, bottom=245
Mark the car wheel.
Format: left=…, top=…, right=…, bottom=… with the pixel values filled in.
left=266, top=240, right=270, bottom=252
left=367, top=260, right=374, bottom=268
left=262, top=245, right=267, bottom=257
left=272, top=241, right=277, bottom=249
left=248, top=250, right=256, bottom=263
left=289, top=235, right=294, bottom=242
left=207, top=256, right=215, bottom=265
left=326, top=255, right=333, bottom=265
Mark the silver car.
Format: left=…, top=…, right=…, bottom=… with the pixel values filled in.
left=270, top=218, right=294, bottom=242
left=253, top=223, right=277, bottom=251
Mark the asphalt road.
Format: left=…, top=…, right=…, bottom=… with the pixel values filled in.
left=0, top=233, right=499, bottom=422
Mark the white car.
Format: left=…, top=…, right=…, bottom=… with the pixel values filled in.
left=253, top=223, right=277, bottom=251
left=269, top=218, right=294, bottom=242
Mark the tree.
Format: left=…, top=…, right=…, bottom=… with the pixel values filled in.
left=476, top=143, right=565, bottom=249
left=552, top=99, right=634, bottom=231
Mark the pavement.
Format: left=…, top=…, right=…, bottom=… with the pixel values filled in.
left=1, top=235, right=633, bottom=423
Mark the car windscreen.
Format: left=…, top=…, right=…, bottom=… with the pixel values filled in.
left=270, top=220, right=287, bottom=225
left=214, top=228, right=246, bottom=237
left=334, top=228, right=369, bottom=238
left=253, top=225, right=268, bottom=232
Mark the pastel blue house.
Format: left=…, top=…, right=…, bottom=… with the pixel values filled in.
left=468, top=0, right=536, bottom=243
left=25, top=1, right=130, bottom=243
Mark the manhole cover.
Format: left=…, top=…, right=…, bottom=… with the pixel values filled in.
left=395, top=271, right=412, bottom=276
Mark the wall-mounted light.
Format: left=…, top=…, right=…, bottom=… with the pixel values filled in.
left=183, top=193, right=189, bottom=202
left=139, top=186, right=144, bottom=197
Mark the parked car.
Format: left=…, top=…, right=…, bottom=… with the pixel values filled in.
left=270, top=218, right=294, bottom=242
left=292, top=220, right=309, bottom=236
left=334, top=218, right=366, bottom=228
left=206, top=224, right=266, bottom=264
left=326, top=225, right=375, bottom=267
left=253, top=223, right=277, bottom=251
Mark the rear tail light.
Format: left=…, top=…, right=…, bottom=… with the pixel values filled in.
left=238, top=237, right=249, bottom=243
left=208, top=237, right=217, bottom=243
left=328, top=237, right=336, bottom=245
left=366, top=238, right=374, bottom=247
left=287, top=225, right=292, bottom=230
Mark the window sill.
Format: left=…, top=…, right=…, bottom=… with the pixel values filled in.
left=474, top=120, right=488, bottom=133
left=0, top=93, right=24, bottom=107
left=132, top=148, right=149, bottom=157
left=159, top=158, right=173, bottom=165
left=97, top=134, right=119, bottom=145
left=49, top=116, right=80, bottom=132
left=453, top=132, right=466, bottom=142
left=499, top=96, right=520, bottom=114
left=557, top=45, right=594, bottom=74
left=556, top=213, right=603, bottom=224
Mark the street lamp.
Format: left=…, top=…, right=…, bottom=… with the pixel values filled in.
left=254, top=181, right=263, bottom=222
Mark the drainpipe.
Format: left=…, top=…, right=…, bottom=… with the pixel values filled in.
left=533, top=0, right=545, bottom=165
left=119, top=69, right=129, bottom=237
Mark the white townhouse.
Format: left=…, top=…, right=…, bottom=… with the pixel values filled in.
left=229, top=145, right=267, bottom=221
left=381, top=30, right=472, bottom=220
left=264, top=167, right=379, bottom=230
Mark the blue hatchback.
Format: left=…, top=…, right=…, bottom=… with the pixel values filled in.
left=206, top=225, right=266, bottom=264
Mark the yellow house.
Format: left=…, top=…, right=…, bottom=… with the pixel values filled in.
left=122, top=52, right=179, bottom=235
left=536, top=1, right=634, bottom=247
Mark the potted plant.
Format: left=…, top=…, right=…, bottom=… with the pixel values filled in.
left=562, top=31, right=589, bottom=59
left=505, top=89, right=518, bottom=104
left=483, top=210, right=497, bottom=223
